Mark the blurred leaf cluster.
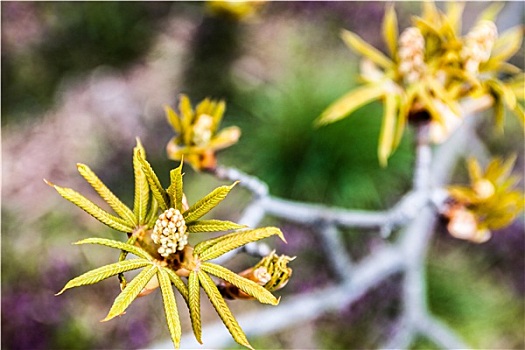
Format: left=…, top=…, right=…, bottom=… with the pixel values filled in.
left=316, top=2, right=524, bottom=165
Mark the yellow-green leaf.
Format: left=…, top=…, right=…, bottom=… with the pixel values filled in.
left=56, top=259, right=151, bottom=295
left=198, top=227, right=285, bottom=261
left=513, top=102, right=525, bottom=124
left=488, top=79, right=517, bottom=110
left=77, top=163, right=137, bottom=227
left=467, top=158, right=484, bottom=183
left=183, top=183, right=238, bottom=223
left=341, top=29, right=394, bottom=70
left=165, top=104, right=183, bottom=134
left=187, top=220, right=247, bottom=234
left=133, top=139, right=150, bottom=224
left=476, top=2, right=504, bottom=22
left=315, top=83, right=385, bottom=126
left=167, top=161, right=184, bottom=211
left=211, top=100, right=226, bottom=134
left=75, top=237, right=153, bottom=261
left=197, top=271, right=253, bottom=350
left=45, top=180, right=134, bottom=233
left=422, top=1, right=440, bottom=23
left=208, top=126, right=241, bottom=151
left=102, top=265, right=158, bottom=322
left=394, top=85, right=416, bottom=149
left=445, top=2, right=465, bottom=35
left=188, top=271, right=202, bottom=344
left=201, top=262, right=278, bottom=305
left=145, top=197, right=159, bottom=228
left=162, top=267, right=189, bottom=304
left=179, top=94, right=195, bottom=145
left=195, top=98, right=211, bottom=118
left=378, top=93, right=398, bottom=167
left=137, top=149, right=169, bottom=211
left=382, top=5, right=398, bottom=58
left=488, top=26, right=523, bottom=67
left=158, top=268, right=182, bottom=349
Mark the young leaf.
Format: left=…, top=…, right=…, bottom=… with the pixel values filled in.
left=201, top=262, right=278, bottom=305
left=198, top=227, right=285, bottom=261
left=167, top=161, right=184, bottom=211
left=382, top=5, right=398, bottom=58
left=45, top=180, right=134, bottom=233
left=482, top=26, right=523, bottom=63
left=75, top=237, right=153, bottom=261
left=133, top=140, right=150, bottom=224
left=476, top=2, right=504, bottom=22
left=188, top=271, right=202, bottom=344
left=195, top=98, right=211, bottom=117
left=315, top=83, right=385, bottom=126
left=162, top=267, right=189, bottom=304
left=197, top=271, right=253, bottom=350
left=486, top=79, right=517, bottom=110
left=208, top=126, right=241, bottom=151
left=340, top=29, right=394, bottom=70
left=187, top=220, right=247, bottom=234
left=211, top=100, right=226, bottom=134
left=467, top=158, right=484, bottom=183
left=76, top=163, right=137, bottom=227
left=102, top=265, right=158, bottom=322
left=179, top=95, right=195, bottom=145
left=158, top=268, right=182, bottom=349
left=165, top=105, right=183, bottom=134
left=378, top=93, right=398, bottom=167
left=183, top=183, right=238, bottom=223
left=56, top=259, right=152, bottom=295
left=137, top=149, right=169, bottom=211
left=445, top=2, right=465, bottom=35
left=145, top=198, right=160, bottom=228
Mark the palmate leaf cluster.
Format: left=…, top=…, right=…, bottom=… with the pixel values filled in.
left=166, top=94, right=241, bottom=171
left=316, top=2, right=524, bottom=166
left=448, top=156, right=524, bottom=232
left=47, top=139, right=287, bottom=349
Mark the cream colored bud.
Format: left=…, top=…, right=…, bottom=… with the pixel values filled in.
left=398, top=27, right=426, bottom=84
left=473, top=179, right=495, bottom=199
left=253, top=267, right=271, bottom=286
left=447, top=207, right=480, bottom=241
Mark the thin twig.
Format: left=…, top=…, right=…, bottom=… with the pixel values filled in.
left=316, top=223, right=354, bottom=282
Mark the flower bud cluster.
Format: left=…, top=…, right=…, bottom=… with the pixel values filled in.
left=398, top=27, right=426, bottom=84
left=192, top=114, right=214, bottom=147
left=461, top=20, right=497, bottom=74
left=254, top=251, right=294, bottom=292
left=151, top=208, right=188, bottom=258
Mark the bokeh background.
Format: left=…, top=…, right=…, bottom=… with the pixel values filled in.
left=2, top=2, right=524, bottom=349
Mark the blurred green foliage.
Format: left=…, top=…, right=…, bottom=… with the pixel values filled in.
left=225, top=50, right=414, bottom=210
left=427, top=243, right=525, bottom=349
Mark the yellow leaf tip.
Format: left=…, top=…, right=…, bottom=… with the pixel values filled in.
left=43, top=178, right=55, bottom=187
left=276, top=229, right=287, bottom=243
